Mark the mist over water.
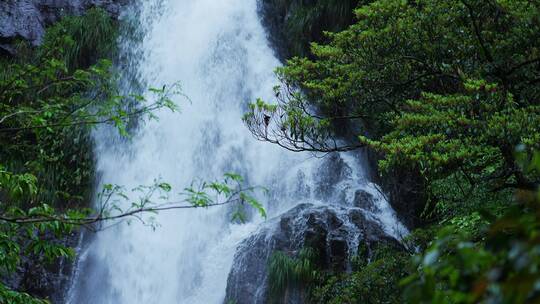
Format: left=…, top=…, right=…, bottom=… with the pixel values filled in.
left=66, top=1, right=406, bottom=303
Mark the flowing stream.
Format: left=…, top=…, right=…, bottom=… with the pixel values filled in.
left=66, top=1, right=406, bottom=303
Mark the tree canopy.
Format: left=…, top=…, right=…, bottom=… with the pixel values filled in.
left=247, top=1, right=540, bottom=302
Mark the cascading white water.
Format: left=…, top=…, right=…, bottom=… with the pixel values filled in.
left=66, top=1, right=407, bottom=303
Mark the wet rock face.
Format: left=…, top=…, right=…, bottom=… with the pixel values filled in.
left=224, top=203, right=401, bottom=304
left=256, top=0, right=290, bottom=61
left=0, top=0, right=124, bottom=55
left=314, top=153, right=352, bottom=201
left=353, top=189, right=376, bottom=211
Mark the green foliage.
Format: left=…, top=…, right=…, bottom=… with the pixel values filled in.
left=0, top=8, right=121, bottom=209
left=0, top=52, right=178, bottom=206
left=266, top=245, right=406, bottom=303
left=180, top=173, right=267, bottom=222
left=268, top=248, right=319, bottom=303
left=362, top=79, right=539, bottom=220
left=257, top=0, right=540, bottom=215
left=0, top=283, right=48, bottom=304
left=271, top=0, right=540, bottom=136
left=363, top=80, right=539, bottom=180
left=311, top=245, right=409, bottom=304
left=41, top=8, right=118, bottom=70
left=402, top=153, right=540, bottom=304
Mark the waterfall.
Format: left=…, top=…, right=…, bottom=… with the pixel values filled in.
left=66, top=1, right=407, bottom=303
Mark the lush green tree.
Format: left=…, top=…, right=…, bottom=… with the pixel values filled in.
left=1, top=8, right=142, bottom=210
left=247, top=0, right=540, bottom=303
left=247, top=0, right=540, bottom=147
left=362, top=79, right=539, bottom=216
left=402, top=151, right=540, bottom=303
left=246, top=0, right=540, bottom=212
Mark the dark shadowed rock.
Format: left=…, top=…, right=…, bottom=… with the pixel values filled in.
left=224, top=203, right=401, bottom=304
left=353, top=189, right=377, bottom=211
left=257, top=0, right=361, bottom=60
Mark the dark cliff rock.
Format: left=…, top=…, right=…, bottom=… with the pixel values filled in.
left=224, top=203, right=402, bottom=304
left=257, top=0, right=361, bottom=60
left=365, top=150, right=427, bottom=229
left=0, top=0, right=125, bottom=55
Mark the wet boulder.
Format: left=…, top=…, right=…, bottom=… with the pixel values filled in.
left=224, top=203, right=401, bottom=304
left=353, top=189, right=377, bottom=211
left=313, top=153, right=352, bottom=201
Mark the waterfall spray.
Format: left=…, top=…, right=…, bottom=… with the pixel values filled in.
left=67, top=1, right=406, bottom=303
